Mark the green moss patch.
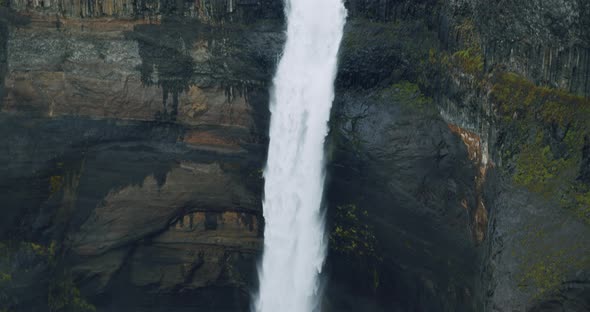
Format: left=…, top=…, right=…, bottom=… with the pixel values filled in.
left=427, top=19, right=484, bottom=78
left=574, top=188, right=590, bottom=222
left=492, top=72, right=590, bottom=127
left=330, top=204, right=381, bottom=290
left=491, top=72, right=590, bottom=224
left=453, top=19, right=484, bottom=75
left=513, top=132, right=577, bottom=197
left=48, top=275, right=96, bottom=312
left=330, top=204, right=378, bottom=258
left=518, top=239, right=590, bottom=298
left=389, top=81, right=434, bottom=113
left=0, top=241, right=95, bottom=312
left=49, top=175, right=64, bottom=195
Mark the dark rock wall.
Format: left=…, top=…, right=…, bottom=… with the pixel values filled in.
left=435, top=1, right=590, bottom=312
left=327, top=0, right=590, bottom=311
left=0, top=1, right=282, bottom=311
left=475, top=0, right=590, bottom=97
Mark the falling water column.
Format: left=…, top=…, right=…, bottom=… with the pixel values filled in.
left=254, top=0, right=347, bottom=311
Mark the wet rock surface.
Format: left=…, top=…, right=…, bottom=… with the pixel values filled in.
left=325, top=88, right=480, bottom=312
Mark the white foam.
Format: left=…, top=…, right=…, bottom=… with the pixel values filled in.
left=254, top=0, right=347, bottom=311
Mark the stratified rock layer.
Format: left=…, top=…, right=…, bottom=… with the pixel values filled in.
left=0, top=2, right=281, bottom=310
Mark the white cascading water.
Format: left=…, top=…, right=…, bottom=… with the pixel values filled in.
left=254, top=0, right=347, bottom=311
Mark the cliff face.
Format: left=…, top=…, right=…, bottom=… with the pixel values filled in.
left=0, top=1, right=282, bottom=310
left=327, top=0, right=589, bottom=311
left=0, top=0, right=588, bottom=311
left=437, top=1, right=590, bottom=311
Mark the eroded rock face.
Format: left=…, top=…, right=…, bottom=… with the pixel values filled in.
left=2, top=14, right=273, bottom=128
left=71, top=161, right=257, bottom=256
left=433, top=1, right=590, bottom=311
left=129, top=210, right=259, bottom=289
left=324, top=1, right=589, bottom=312
left=0, top=1, right=279, bottom=310
left=9, top=0, right=283, bottom=22
left=325, top=89, right=480, bottom=312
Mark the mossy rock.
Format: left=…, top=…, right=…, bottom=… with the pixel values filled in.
left=491, top=72, right=590, bottom=224
left=330, top=204, right=381, bottom=291
left=387, top=81, right=436, bottom=115
left=48, top=275, right=96, bottom=312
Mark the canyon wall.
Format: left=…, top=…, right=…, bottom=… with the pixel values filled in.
left=0, top=0, right=588, bottom=311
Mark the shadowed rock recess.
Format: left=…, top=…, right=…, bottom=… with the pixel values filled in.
left=0, top=0, right=588, bottom=311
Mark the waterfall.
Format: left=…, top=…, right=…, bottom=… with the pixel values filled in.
left=254, top=0, right=347, bottom=311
